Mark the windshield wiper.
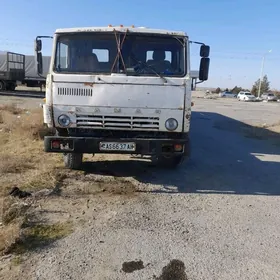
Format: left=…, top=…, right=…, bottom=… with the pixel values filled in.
left=130, top=54, right=167, bottom=83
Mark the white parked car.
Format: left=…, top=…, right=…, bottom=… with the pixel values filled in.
left=261, top=93, right=277, bottom=101
left=237, top=91, right=256, bottom=102
left=219, top=91, right=237, bottom=98
left=237, top=91, right=249, bottom=99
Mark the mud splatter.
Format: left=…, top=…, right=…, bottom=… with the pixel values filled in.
left=122, top=260, right=145, bottom=273
left=155, top=259, right=188, bottom=280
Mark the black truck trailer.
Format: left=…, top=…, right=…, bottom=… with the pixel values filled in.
left=22, top=55, right=51, bottom=88
left=0, top=51, right=25, bottom=91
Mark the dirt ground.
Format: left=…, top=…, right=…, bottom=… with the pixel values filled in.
left=0, top=94, right=280, bottom=280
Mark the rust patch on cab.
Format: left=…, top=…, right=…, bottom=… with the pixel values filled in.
left=84, top=82, right=94, bottom=87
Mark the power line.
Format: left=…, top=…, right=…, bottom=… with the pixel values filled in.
left=190, top=53, right=280, bottom=61
left=0, top=38, right=277, bottom=55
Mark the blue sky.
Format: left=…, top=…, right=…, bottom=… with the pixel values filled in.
left=1, top=0, right=280, bottom=89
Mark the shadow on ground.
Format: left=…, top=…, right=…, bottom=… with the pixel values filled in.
left=82, top=111, right=280, bottom=196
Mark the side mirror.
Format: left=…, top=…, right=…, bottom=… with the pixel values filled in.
left=199, top=57, right=210, bottom=81
left=200, top=45, right=210, bottom=57
left=34, top=35, right=53, bottom=77
left=37, top=52, right=43, bottom=75
left=35, top=39, right=42, bottom=52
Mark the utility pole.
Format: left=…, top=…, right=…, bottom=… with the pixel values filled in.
left=257, top=50, right=272, bottom=99
left=257, top=56, right=265, bottom=99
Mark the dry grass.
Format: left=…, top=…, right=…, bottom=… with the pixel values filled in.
left=0, top=154, right=33, bottom=174
left=6, top=222, right=73, bottom=255
left=0, top=222, right=22, bottom=254
left=1, top=197, right=30, bottom=225
left=11, top=255, right=23, bottom=266
left=264, top=122, right=280, bottom=133
left=0, top=103, right=63, bottom=255
left=22, top=169, right=67, bottom=191
left=0, top=196, right=72, bottom=255
left=242, top=123, right=280, bottom=142
left=0, top=103, right=24, bottom=115
left=214, top=118, right=280, bottom=143
left=0, top=106, right=57, bottom=174
left=0, top=107, right=53, bottom=140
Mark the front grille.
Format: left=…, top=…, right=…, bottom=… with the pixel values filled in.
left=57, top=87, right=93, bottom=97
left=76, top=115, right=160, bottom=130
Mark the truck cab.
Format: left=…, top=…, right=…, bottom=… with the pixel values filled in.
left=36, top=25, right=210, bottom=169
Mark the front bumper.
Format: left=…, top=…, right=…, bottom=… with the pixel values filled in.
left=44, top=136, right=189, bottom=156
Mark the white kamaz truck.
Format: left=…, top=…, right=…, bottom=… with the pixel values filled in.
left=35, top=25, right=210, bottom=169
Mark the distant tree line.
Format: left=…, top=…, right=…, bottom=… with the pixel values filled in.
left=251, top=75, right=270, bottom=95
left=214, top=86, right=250, bottom=94
left=214, top=74, right=277, bottom=96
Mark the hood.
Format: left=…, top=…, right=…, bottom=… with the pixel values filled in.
left=52, top=74, right=187, bottom=110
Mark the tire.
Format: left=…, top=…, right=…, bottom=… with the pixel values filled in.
left=63, top=153, right=83, bottom=170
left=156, top=155, right=185, bottom=168
left=152, top=138, right=190, bottom=169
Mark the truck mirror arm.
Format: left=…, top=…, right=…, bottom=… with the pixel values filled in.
left=189, top=40, right=205, bottom=46
left=36, top=36, right=53, bottom=40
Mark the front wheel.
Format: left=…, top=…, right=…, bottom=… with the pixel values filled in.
left=63, top=153, right=83, bottom=170
left=155, top=155, right=185, bottom=169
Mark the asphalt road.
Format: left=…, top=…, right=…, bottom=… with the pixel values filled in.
left=3, top=97, right=280, bottom=280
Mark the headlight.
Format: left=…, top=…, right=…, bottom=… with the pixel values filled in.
left=165, top=118, right=178, bottom=131
left=58, top=114, right=71, bottom=127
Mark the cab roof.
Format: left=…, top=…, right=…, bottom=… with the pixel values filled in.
left=55, top=26, right=187, bottom=37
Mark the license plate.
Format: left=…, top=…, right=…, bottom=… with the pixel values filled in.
left=99, top=142, right=136, bottom=151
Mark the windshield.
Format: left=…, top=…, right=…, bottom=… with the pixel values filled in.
left=54, top=33, right=186, bottom=77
